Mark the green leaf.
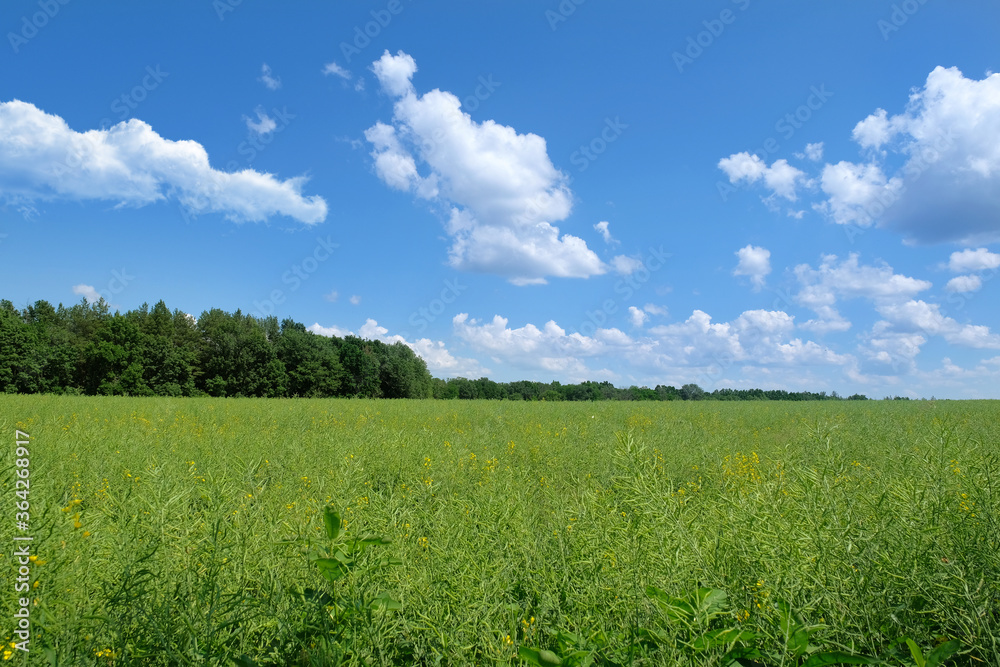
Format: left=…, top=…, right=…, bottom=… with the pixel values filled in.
left=905, top=638, right=926, bottom=667
left=518, top=647, right=564, bottom=666
left=636, top=626, right=670, bottom=646
left=323, top=506, right=342, bottom=541
left=926, top=639, right=961, bottom=667
left=368, top=591, right=402, bottom=611
left=801, top=651, right=880, bottom=666
left=645, top=585, right=695, bottom=623
left=695, top=587, right=729, bottom=616
left=314, top=557, right=348, bottom=582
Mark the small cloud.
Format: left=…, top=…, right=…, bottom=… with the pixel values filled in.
left=611, top=255, right=643, bottom=275
left=259, top=63, right=281, bottom=90
left=627, top=306, right=647, bottom=328
left=354, top=79, right=365, bottom=92
left=323, top=290, right=339, bottom=302
left=948, top=248, right=1000, bottom=273
left=594, top=221, right=617, bottom=245
left=733, top=244, right=772, bottom=291
left=323, top=62, right=352, bottom=80
left=349, top=295, right=361, bottom=305
left=804, top=142, right=823, bottom=161
left=643, top=303, right=668, bottom=317
left=72, top=284, right=100, bottom=302
left=945, top=275, right=982, bottom=293
left=244, top=107, right=277, bottom=135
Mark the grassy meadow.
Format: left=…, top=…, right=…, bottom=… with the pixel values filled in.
left=1, top=396, right=998, bottom=665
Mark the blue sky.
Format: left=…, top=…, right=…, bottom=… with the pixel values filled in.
left=2, top=1, right=999, bottom=398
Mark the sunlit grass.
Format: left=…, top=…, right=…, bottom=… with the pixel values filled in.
left=0, top=396, right=997, bottom=665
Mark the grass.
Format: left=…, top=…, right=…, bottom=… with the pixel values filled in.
left=0, top=395, right=997, bottom=665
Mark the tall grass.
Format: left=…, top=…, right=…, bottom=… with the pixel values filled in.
left=1, top=396, right=997, bottom=665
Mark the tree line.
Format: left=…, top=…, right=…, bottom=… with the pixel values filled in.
left=430, top=378, right=867, bottom=401
left=0, top=297, right=869, bottom=401
left=0, top=299, right=432, bottom=398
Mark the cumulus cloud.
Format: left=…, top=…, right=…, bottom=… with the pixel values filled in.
left=72, top=284, right=101, bottom=302
left=349, top=295, right=361, bottom=305
left=611, top=255, right=643, bottom=275
left=948, top=247, right=1000, bottom=272
left=364, top=50, right=605, bottom=284
left=0, top=100, right=327, bottom=224
left=259, top=63, right=281, bottom=90
left=308, top=318, right=488, bottom=378
left=875, top=300, right=1000, bottom=349
left=371, top=50, right=417, bottom=97
left=718, top=152, right=807, bottom=201
left=721, top=67, right=1000, bottom=245
left=945, top=275, right=982, bottom=293
left=804, top=142, right=824, bottom=161
left=792, top=253, right=931, bottom=333
left=733, top=245, right=771, bottom=291
left=628, top=306, right=647, bottom=328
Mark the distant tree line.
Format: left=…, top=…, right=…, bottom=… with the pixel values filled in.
left=0, top=297, right=869, bottom=401
left=430, top=378, right=867, bottom=402
left=0, top=299, right=432, bottom=398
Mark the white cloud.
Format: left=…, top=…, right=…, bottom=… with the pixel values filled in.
left=349, top=295, right=361, bottom=305
left=836, top=67, right=1000, bottom=243
left=611, top=255, right=643, bottom=275
left=948, top=247, right=1000, bottom=272
left=371, top=50, right=417, bottom=97
left=815, top=160, right=902, bottom=226
left=365, top=51, right=605, bottom=284
left=792, top=253, right=931, bottom=333
left=804, top=142, right=823, bottom=161
left=723, top=67, right=1000, bottom=245
left=322, top=62, right=352, bottom=80
left=872, top=300, right=1000, bottom=349
left=594, top=220, right=617, bottom=244
left=643, top=303, right=668, bottom=317
left=244, top=107, right=277, bottom=136
left=308, top=319, right=488, bottom=378
left=0, top=100, right=327, bottom=224
left=628, top=306, right=647, bottom=328
left=323, top=290, right=339, bottom=302
left=718, top=152, right=807, bottom=201
left=72, top=284, right=100, bottom=302
left=945, top=274, right=982, bottom=293
left=259, top=63, right=281, bottom=90
left=733, top=245, right=771, bottom=291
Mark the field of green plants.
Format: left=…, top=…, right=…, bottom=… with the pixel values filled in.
left=1, top=396, right=997, bottom=665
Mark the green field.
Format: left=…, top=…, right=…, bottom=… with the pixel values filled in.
left=1, top=396, right=998, bottom=665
